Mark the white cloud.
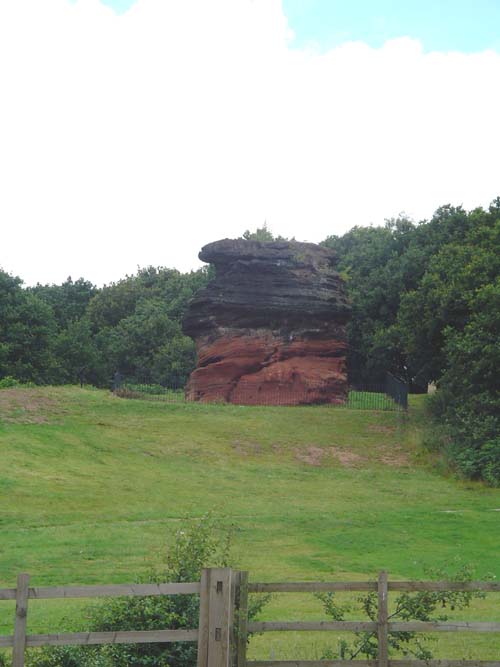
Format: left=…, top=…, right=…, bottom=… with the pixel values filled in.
left=1, top=0, right=499, bottom=285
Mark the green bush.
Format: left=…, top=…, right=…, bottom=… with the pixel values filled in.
left=28, top=514, right=265, bottom=667
left=318, top=563, right=487, bottom=660
left=0, top=376, right=36, bottom=389
left=0, top=376, right=21, bottom=388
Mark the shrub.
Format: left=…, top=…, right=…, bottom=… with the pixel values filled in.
left=0, top=376, right=21, bottom=388
left=28, top=514, right=265, bottom=667
left=318, top=563, right=487, bottom=660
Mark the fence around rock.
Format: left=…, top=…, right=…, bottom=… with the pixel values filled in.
left=1, top=570, right=499, bottom=667
left=112, top=372, right=408, bottom=411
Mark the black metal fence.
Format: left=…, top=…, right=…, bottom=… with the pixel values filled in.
left=112, top=372, right=408, bottom=411
left=385, top=372, right=408, bottom=409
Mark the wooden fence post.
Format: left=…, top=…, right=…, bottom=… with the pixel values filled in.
left=197, top=569, right=210, bottom=667
left=198, top=568, right=234, bottom=667
left=13, top=573, right=30, bottom=667
left=377, top=570, right=388, bottom=667
left=234, top=571, right=249, bottom=667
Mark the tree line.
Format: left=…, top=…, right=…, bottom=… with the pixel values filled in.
left=0, top=266, right=210, bottom=389
left=1, top=200, right=499, bottom=483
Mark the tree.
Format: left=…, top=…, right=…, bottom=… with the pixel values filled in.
left=30, top=278, right=97, bottom=329
left=429, top=278, right=500, bottom=484
left=0, top=269, right=58, bottom=383
left=52, top=318, right=99, bottom=385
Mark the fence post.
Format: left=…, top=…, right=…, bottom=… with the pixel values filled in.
left=12, top=573, right=30, bottom=667
left=198, top=568, right=234, bottom=667
left=197, top=569, right=210, bottom=667
left=377, top=570, right=388, bottom=667
left=234, top=571, right=249, bottom=667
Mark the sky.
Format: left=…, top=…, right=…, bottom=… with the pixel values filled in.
left=1, top=1, right=500, bottom=286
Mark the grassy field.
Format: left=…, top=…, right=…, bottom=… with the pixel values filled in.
left=1, top=386, right=499, bottom=660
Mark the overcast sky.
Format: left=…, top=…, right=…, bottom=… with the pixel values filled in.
left=1, top=0, right=500, bottom=286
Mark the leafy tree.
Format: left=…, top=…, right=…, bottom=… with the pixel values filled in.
left=395, top=210, right=500, bottom=384
left=95, top=299, right=195, bottom=386
left=322, top=218, right=420, bottom=382
left=30, top=278, right=97, bottom=329
left=52, top=318, right=99, bottom=385
left=0, top=269, right=58, bottom=383
left=429, top=278, right=500, bottom=484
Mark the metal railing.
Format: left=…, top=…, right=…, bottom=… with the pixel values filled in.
left=112, top=373, right=408, bottom=411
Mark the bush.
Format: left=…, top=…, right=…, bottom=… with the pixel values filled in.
left=0, top=376, right=21, bottom=388
left=318, top=562, right=487, bottom=660
left=28, top=514, right=264, bottom=667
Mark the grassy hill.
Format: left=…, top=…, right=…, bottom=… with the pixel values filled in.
left=1, top=386, right=499, bottom=660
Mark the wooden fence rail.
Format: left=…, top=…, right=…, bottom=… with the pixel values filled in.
left=1, top=570, right=499, bottom=667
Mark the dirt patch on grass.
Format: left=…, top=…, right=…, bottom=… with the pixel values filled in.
left=0, top=388, right=63, bottom=424
left=294, top=446, right=326, bottom=466
left=294, top=444, right=410, bottom=468
left=232, top=439, right=263, bottom=456
left=379, top=447, right=411, bottom=467
left=369, top=424, right=396, bottom=434
left=294, top=445, right=365, bottom=467
left=230, top=437, right=411, bottom=468
left=329, top=447, right=364, bottom=467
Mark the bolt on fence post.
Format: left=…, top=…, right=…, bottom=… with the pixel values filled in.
left=377, top=570, right=389, bottom=667
left=13, top=573, right=30, bottom=667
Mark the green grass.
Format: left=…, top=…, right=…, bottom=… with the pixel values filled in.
left=0, top=386, right=499, bottom=660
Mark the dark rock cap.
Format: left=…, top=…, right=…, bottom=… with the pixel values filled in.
left=199, top=238, right=337, bottom=266
left=183, top=238, right=350, bottom=338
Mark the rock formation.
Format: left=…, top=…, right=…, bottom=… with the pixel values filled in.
left=182, top=239, right=350, bottom=405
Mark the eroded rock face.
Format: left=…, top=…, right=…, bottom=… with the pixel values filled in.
left=182, top=239, right=350, bottom=405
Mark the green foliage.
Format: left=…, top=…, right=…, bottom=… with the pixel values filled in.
left=242, top=222, right=275, bottom=242
left=324, top=198, right=500, bottom=484
left=0, top=269, right=58, bottom=383
left=318, top=563, right=486, bottom=660
left=52, top=318, right=99, bottom=385
left=95, top=298, right=195, bottom=386
left=323, top=217, right=421, bottom=383
left=30, top=278, right=97, bottom=329
left=428, top=278, right=500, bottom=485
left=28, top=514, right=262, bottom=667
left=0, top=376, right=21, bottom=388
left=87, top=267, right=207, bottom=386
left=242, top=223, right=288, bottom=242
left=395, top=208, right=500, bottom=384
left=0, top=265, right=209, bottom=389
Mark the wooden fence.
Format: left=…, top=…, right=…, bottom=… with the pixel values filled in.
left=1, top=570, right=500, bottom=667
